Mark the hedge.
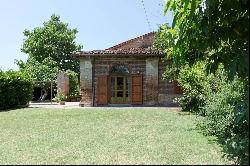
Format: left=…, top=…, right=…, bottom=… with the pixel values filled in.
left=177, top=63, right=249, bottom=164
left=0, top=70, right=33, bottom=110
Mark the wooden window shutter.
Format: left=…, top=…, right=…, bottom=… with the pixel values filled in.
left=97, top=76, right=108, bottom=105
left=132, top=75, right=143, bottom=104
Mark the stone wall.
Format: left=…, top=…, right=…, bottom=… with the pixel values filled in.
left=79, top=56, right=181, bottom=107
left=57, top=71, right=69, bottom=96
left=79, top=58, right=93, bottom=106
left=145, top=57, right=159, bottom=105
left=93, top=56, right=146, bottom=106
left=158, top=59, right=181, bottom=106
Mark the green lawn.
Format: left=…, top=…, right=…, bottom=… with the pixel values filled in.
left=0, top=108, right=230, bottom=165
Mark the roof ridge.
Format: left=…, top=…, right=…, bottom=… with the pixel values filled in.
left=105, top=31, right=156, bottom=50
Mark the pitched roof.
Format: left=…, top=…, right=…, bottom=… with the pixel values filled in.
left=72, top=32, right=163, bottom=58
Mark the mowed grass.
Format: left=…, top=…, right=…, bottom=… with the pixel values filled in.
left=0, top=108, right=229, bottom=165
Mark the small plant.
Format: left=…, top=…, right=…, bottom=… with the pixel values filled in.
left=54, top=92, right=67, bottom=102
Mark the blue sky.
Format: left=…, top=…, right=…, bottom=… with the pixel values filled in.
left=0, top=0, right=172, bottom=71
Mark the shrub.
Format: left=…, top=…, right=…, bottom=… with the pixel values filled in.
left=0, top=70, right=33, bottom=110
left=198, top=69, right=249, bottom=164
left=177, top=63, right=249, bottom=164
left=65, top=70, right=79, bottom=98
left=177, top=62, right=207, bottom=113
left=53, top=92, right=67, bottom=102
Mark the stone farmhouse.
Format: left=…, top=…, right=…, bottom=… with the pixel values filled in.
left=72, top=32, right=182, bottom=107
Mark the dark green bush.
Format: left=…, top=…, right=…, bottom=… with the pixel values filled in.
left=177, top=62, right=207, bottom=113
left=177, top=63, right=249, bottom=164
left=199, top=69, right=249, bottom=164
left=65, top=70, right=79, bottom=98
left=0, top=70, right=33, bottom=110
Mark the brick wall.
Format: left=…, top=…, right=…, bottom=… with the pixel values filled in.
left=108, top=32, right=155, bottom=50
left=79, top=56, right=181, bottom=107
left=158, top=59, right=181, bottom=106
left=93, top=56, right=146, bottom=106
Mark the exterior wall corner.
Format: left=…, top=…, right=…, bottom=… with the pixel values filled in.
left=79, top=57, right=93, bottom=107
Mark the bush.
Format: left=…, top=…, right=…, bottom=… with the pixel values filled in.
left=177, top=62, right=207, bottom=113
left=199, top=69, right=249, bottom=164
left=53, top=92, right=67, bottom=102
left=0, top=70, right=33, bottom=110
left=177, top=63, right=249, bottom=164
left=65, top=70, right=79, bottom=98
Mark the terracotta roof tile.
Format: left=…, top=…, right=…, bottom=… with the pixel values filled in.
left=72, top=32, right=163, bottom=58
left=73, top=48, right=163, bottom=57
left=106, top=32, right=156, bottom=50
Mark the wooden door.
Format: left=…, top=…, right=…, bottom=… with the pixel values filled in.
left=110, top=76, right=131, bottom=104
left=97, top=76, right=108, bottom=105
left=132, top=75, right=143, bottom=104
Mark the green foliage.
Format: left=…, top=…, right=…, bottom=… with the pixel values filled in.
left=21, top=14, right=82, bottom=73
left=65, top=70, right=79, bottom=97
left=176, top=61, right=207, bottom=112
left=53, top=92, right=67, bottom=102
left=159, top=0, right=249, bottom=78
left=175, top=63, right=249, bottom=164
left=153, top=24, right=172, bottom=52
left=154, top=0, right=249, bottom=164
left=198, top=69, right=249, bottom=164
left=0, top=70, right=33, bottom=110
left=15, top=57, right=59, bottom=89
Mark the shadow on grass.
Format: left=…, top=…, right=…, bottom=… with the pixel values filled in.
left=177, top=110, right=249, bottom=165
left=0, top=104, right=29, bottom=112
left=193, top=120, right=248, bottom=165
left=177, top=111, right=192, bottom=116
left=216, top=135, right=249, bottom=165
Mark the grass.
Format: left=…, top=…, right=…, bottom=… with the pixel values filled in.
left=0, top=107, right=230, bottom=165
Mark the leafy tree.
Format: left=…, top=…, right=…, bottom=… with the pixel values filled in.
left=16, top=57, right=59, bottom=101
left=17, top=14, right=82, bottom=100
left=155, top=0, right=249, bottom=79
left=154, top=0, right=249, bottom=164
left=21, top=14, right=82, bottom=73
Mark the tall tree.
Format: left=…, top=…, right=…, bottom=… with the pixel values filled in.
left=21, top=14, right=82, bottom=73
left=16, top=57, right=59, bottom=101
left=154, top=0, right=249, bottom=164
left=156, top=0, right=249, bottom=78
left=17, top=14, right=82, bottom=100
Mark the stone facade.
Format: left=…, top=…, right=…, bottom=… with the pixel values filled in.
left=93, top=56, right=146, bottom=106
left=79, top=58, right=93, bottom=106
left=145, top=57, right=159, bottom=105
left=158, top=59, right=181, bottom=106
left=75, top=32, right=182, bottom=107
left=78, top=56, right=180, bottom=106
left=57, top=71, right=69, bottom=96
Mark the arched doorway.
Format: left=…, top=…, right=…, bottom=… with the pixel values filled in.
left=110, top=65, right=131, bottom=104
left=96, top=64, right=143, bottom=105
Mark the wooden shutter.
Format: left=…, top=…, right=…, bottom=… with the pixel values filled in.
left=97, top=76, right=108, bottom=105
left=132, top=75, right=143, bottom=104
